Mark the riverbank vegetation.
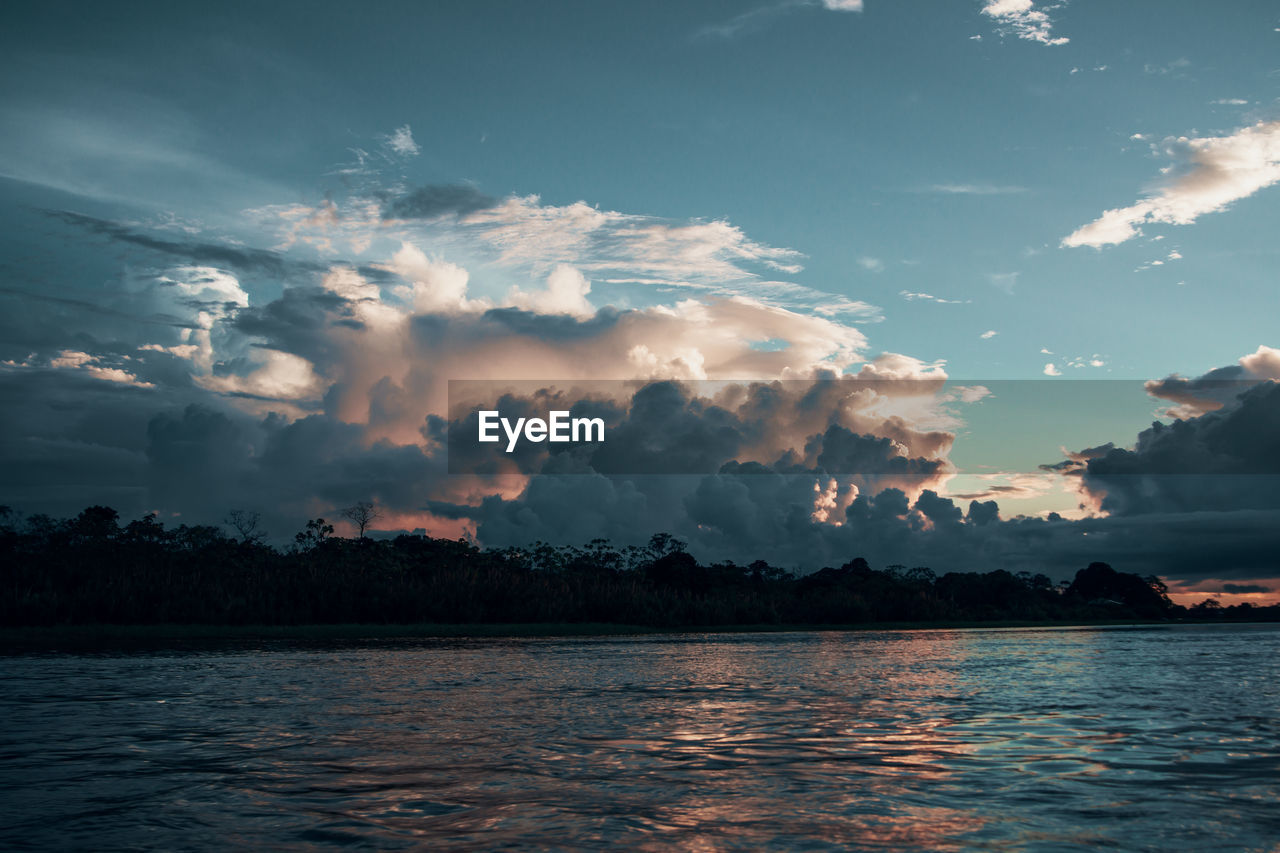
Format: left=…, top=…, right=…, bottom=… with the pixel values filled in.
left=2, top=506, right=1273, bottom=629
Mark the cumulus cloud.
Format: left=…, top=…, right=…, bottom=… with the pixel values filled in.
left=44, top=350, right=155, bottom=388
left=980, top=0, right=1068, bottom=46
left=1043, top=363, right=1062, bottom=376
left=1042, top=350, right=1280, bottom=522
left=1063, top=121, right=1280, bottom=248
left=1077, top=382, right=1280, bottom=517
left=11, top=130, right=1279, bottom=589
left=256, top=188, right=880, bottom=321
left=980, top=330, right=998, bottom=339
left=1143, top=345, right=1280, bottom=418
left=507, top=264, right=595, bottom=318
left=1062, top=354, right=1106, bottom=370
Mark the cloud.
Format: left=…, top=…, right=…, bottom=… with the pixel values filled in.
left=1043, top=354, right=1280, bottom=518
left=385, top=125, right=420, bottom=158
left=1063, top=121, right=1280, bottom=248
left=695, top=0, right=863, bottom=40
left=1217, top=582, right=1272, bottom=594
left=47, top=210, right=309, bottom=279
left=858, top=257, right=885, bottom=273
left=947, top=471, right=1055, bottom=501
left=1143, top=58, right=1191, bottom=76
left=383, top=184, right=497, bottom=219
left=1043, top=363, right=1062, bottom=376
left=980, top=330, right=998, bottom=339
left=694, top=2, right=807, bottom=40
left=461, top=195, right=802, bottom=276
left=1062, top=354, right=1106, bottom=370
left=900, top=290, right=971, bottom=305
left=987, top=272, right=1019, bottom=293
left=507, top=264, right=595, bottom=318
left=13, top=128, right=1279, bottom=590
left=924, top=183, right=1028, bottom=195
left=44, top=350, right=155, bottom=389
left=52, top=173, right=876, bottom=322
left=1143, top=345, right=1280, bottom=418
left=980, top=0, right=1068, bottom=46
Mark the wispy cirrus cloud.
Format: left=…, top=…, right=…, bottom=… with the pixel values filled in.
left=255, top=183, right=880, bottom=321
left=923, top=183, right=1028, bottom=195
left=384, top=125, right=420, bottom=158
left=900, top=290, right=971, bottom=305
left=695, top=0, right=861, bottom=40
left=1063, top=121, right=1280, bottom=248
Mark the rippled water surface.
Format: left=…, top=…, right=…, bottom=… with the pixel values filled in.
left=2, top=624, right=1279, bottom=850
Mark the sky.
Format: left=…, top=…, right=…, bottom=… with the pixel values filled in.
left=1, top=0, right=1278, bottom=603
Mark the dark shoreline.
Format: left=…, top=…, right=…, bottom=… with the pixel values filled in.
left=1, top=618, right=1237, bottom=652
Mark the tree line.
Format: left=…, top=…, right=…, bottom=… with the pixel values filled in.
left=1, top=505, right=1272, bottom=628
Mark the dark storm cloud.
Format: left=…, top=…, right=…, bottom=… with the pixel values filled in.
left=1144, top=370, right=1258, bottom=416
left=382, top=184, right=498, bottom=219
left=1078, top=381, right=1280, bottom=515
left=1219, top=583, right=1272, bottom=594
left=446, top=375, right=1280, bottom=581
left=146, top=404, right=257, bottom=515
left=463, top=464, right=1280, bottom=582
left=45, top=210, right=326, bottom=278
left=446, top=380, right=952, bottom=478
left=230, top=287, right=356, bottom=372
left=1143, top=347, right=1280, bottom=417
left=253, top=413, right=440, bottom=511
left=0, top=368, right=186, bottom=518
left=3, top=243, right=1275, bottom=589
left=468, top=306, right=624, bottom=340
left=6, top=354, right=1278, bottom=586
left=447, top=389, right=626, bottom=475
left=586, top=382, right=746, bottom=475
left=139, top=404, right=444, bottom=536
left=0, top=286, right=197, bottom=330
left=808, top=424, right=948, bottom=480
left=463, top=470, right=1016, bottom=574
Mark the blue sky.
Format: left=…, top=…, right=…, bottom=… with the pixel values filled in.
left=1, top=1, right=1278, bottom=598
left=3, top=1, right=1276, bottom=378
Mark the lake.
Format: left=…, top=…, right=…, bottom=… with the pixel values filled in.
left=1, top=624, right=1278, bottom=850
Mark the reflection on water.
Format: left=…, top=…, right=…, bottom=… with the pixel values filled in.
left=2, top=625, right=1278, bottom=850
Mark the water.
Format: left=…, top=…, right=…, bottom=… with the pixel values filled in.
left=1, top=624, right=1278, bottom=851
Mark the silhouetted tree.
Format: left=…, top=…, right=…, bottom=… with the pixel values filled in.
left=72, top=505, right=119, bottom=541
left=0, top=509, right=1249, bottom=630
left=341, top=501, right=381, bottom=538
left=294, top=518, right=334, bottom=551
left=646, top=532, right=687, bottom=559
left=225, top=509, right=266, bottom=544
